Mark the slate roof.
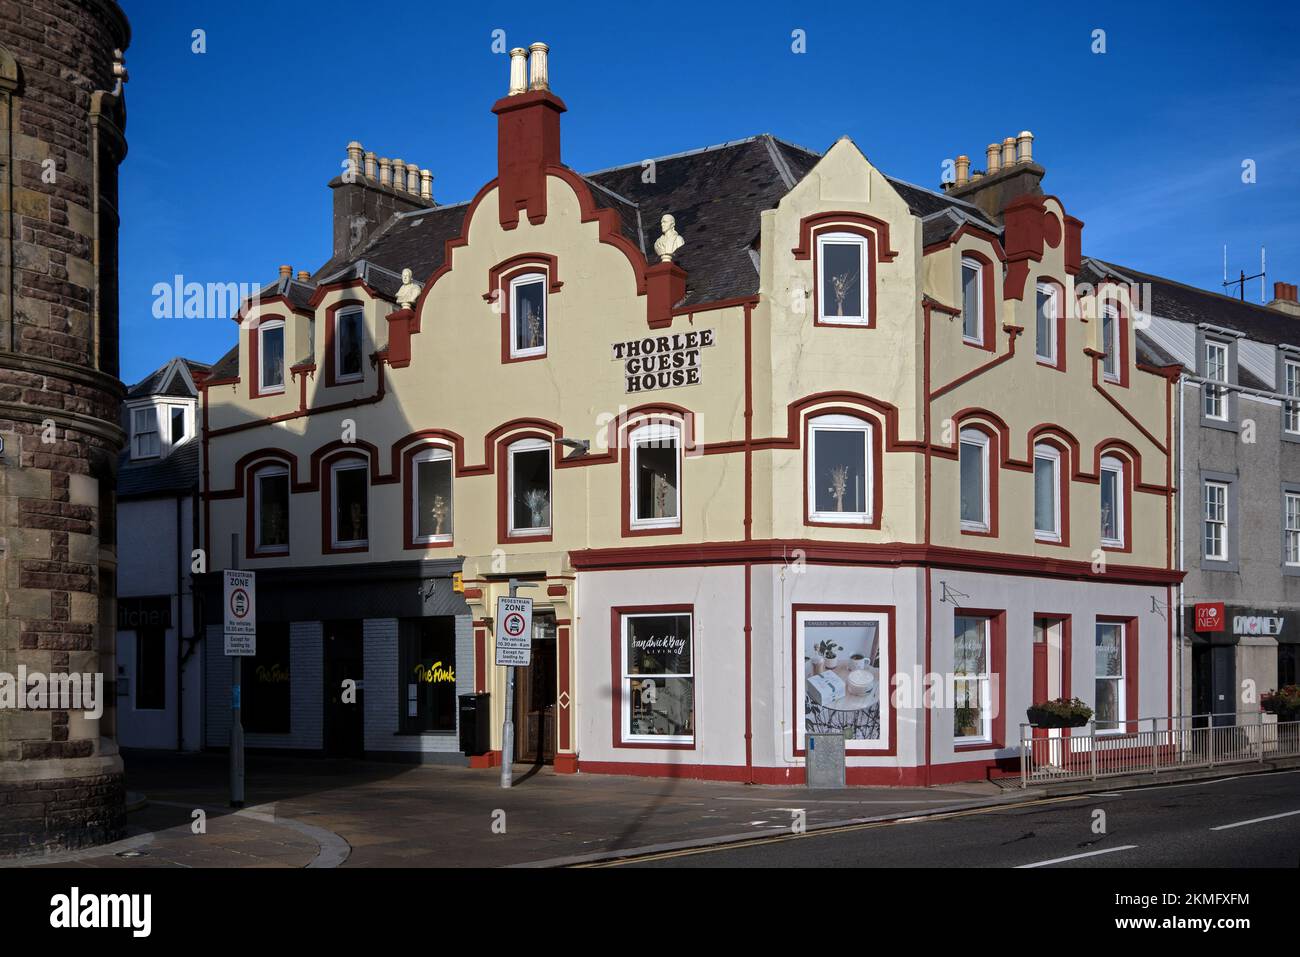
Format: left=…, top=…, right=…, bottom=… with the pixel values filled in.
left=118, top=440, right=200, bottom=500
left=209, top=344, right=239, bottom=381
left=125, top=358, right=209, bottom=399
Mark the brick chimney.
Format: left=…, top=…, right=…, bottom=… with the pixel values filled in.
left=323, top=139, right=436, bottom=273
left=1269, top=281, right=1300, bottom=317
left=491, top=42, right=566, bottom=229
left=945, top=130, right=1044, bottom=223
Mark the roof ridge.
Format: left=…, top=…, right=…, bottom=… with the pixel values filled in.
left=1098, top=259, right=1282, bottom=317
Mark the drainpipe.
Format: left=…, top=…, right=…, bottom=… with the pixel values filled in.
left=176, top=493, right=183, bottom=751
left=1176, top=372, right=1186, bottom=719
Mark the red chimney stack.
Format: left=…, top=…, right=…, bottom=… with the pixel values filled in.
left=492, top=43, right=566, bottom=230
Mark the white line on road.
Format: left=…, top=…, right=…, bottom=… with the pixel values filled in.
left=1017, top=845, right=1138, bottom=868
left=1210, top=809, right=1300, bottom=831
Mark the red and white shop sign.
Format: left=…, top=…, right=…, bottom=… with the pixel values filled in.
left=1194, top=602, right=1225, bottom=633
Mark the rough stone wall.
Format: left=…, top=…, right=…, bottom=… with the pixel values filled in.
left=0, top=0, right=130, bottom=855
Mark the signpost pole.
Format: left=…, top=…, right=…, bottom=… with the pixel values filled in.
left=224, top=549, right=255, bottom=809
left=230, top=542, right=244, bottom=808
left=499, top=578, right=537, bottom=789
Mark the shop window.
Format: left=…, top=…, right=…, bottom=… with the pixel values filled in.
left=508, top=438, right=551, bottom=536
left=1035, top=282, right=1059, bottom=364
left=1101, top=303, right=1121, bottom=382
left=412, top=447, right=453, bottom=544
left=954, top=615, right=991, bottom=743
left=1033, top=443, right=1061, bottom=542
left=1203, top=480, right=1229, bottom=561
left=1100, top=455, right=1125, bottom=548
left=1095, top=621, right=1126, bottom=732
left=510, top=273, right=547, bottom=358
left=131, top=407, right=160, bottom=459
left=400, top=618, right=457, bottom=733
left=808, top=414, right=873, bottom=524
left=1203, top=340, right=1229, bottom=421
left=135, top=627, right=166, bottom=711
left=799, top=610, right=887, bottom=748
left=961, top=258, right=983, bottom=344
left=1285, top=360, right=1300, bottom=434
left=335, top=309, right=365, bottom=383
left=621, top=611, right=694, bottom=743
left=1280, top=645, right=1298, bottom=688
left=244, top=625, right=290, bottom=734
left=258, top=319, right=285, bottom=394
left=630, top=423, right=680, bottom=529
left=254, top=465, right=290, bottom=555
left=331, top=460, right=369, bottom=549
left=959, top=428, right=990, bottom=532
left=1286, top=492, right=1300, bottom=566
left=816, top=232, right=869, bottom=324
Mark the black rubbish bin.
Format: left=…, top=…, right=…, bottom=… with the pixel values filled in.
left=458, top=692, right=490, bottom=756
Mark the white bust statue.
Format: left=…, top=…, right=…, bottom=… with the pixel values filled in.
left=396, top=267, right=421, bottom=310
left=654, top=214, right=685, bottom=263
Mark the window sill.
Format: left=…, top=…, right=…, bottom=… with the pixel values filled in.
left=256, top=387, right=286, bottom=397
left=1035, top=532, right=1063, bottom=545
left=331, top=375, right=364, bottom=387
left=253, top=548, right=289, bottom=557
left=960, top=523, right=992, bottom=535
left=394, top=730, right=456, bottom=738
left=808, top=513, right=875, bottom=526
left=618, top=737, right=695, bottom=750
left=954, top=738, right=1000, bottom=752
left=816, top=316, right=870, bottom=327
left=507, top=351, right=547, bottom=362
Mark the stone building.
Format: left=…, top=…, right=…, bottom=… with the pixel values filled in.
left=0, top=0, right=130, bottom=852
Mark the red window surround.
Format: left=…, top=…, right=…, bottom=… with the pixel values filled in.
left=619, top=414, right=689, bottom=539
left=320, top=452, right=371, bottom=555
left=1036, top=278, right=1067, bottom=372
left=609, top=604, right=696, bottom=751
left=791, top=211, right=898, bottom=330
left=801, top=407, right=884, bottom=530
left=1097, top=614, right=1140, bottom=726
left=958, top=421, right=1000, bottom=538
left=485, top=253, right=563, bottom=364
left=247, top=314, right=286, bottom=400
left=1099, top=448, right=1134, bottom=554
left=323, top=298, right=366, bottom=388
left=960, top=250, right=998, bottom=352
left=1094, top=296, right=1131, bottom=388
left=496, top=430, right=556, bottom=545
left=402, top=441, right=456, bottom=551
left=243, top=458, right=292, bottom=560
left=953, top=608, right=1007, bottom=752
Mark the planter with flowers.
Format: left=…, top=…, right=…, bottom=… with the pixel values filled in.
left=1025, top=697, right=1093, bottom=729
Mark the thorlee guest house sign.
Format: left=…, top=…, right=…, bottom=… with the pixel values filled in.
left=613, top=330, right=715, bottom=393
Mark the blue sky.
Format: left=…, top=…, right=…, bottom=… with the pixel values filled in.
left=118, top=0, right=1300, bottom=383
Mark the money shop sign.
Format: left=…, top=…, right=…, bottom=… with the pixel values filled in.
left=612, top=330, right=715, bottom=393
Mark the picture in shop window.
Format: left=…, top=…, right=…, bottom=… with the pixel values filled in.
left=802, top=616, right=882, bottom=743
left=401, top=618, right=456, bottom=733
left=623, top=613, right=693, bottom=740
left=244, top=625, right=290, bottom=734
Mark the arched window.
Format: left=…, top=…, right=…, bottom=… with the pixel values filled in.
left=509, top=272, right=547, bottom=358
left=252, top=463, right=290, bottom=555
left=1032, top=442, right=1062, bottom=542
left=629, top=421, right=681, bottom=530
left=507, top=437, right=552, bottom=536
left=1100, top=454, right=1126, bottom=548
left=256, top=318, right=285, bottom=395
left=807, top=414, right=873, bottom=524
left=816, top=232, right=870, bottom=325
left=329, top=457, right=369, bottom=550
left=959, top=427, right=992, bottom=533
left=410, top=446, right=454, bottom=545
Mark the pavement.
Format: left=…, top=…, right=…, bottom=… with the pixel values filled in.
left=4, top=750, right=1298, bottom=868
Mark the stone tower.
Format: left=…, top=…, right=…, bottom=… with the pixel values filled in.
left=0, top=0, right=130, bottom=853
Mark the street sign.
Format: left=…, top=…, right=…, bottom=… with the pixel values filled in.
left=223, top=568, right=257, bottom=656
left=495, top=595, right=533, bottom=667
left=1195, top=601, right=1225, bottom=633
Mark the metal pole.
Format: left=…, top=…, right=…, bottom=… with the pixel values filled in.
left=229, top=534, right=244, bottom=808
left=500, top=577, right=537, bottom=789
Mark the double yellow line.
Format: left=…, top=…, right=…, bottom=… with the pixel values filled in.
left=574, top=793, right=1092, bottom=867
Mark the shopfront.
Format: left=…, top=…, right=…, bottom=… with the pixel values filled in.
left=1188, top=601, right=1292, bottom=722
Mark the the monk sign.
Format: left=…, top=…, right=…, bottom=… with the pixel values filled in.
left=613, top=330, right=715, bottom=393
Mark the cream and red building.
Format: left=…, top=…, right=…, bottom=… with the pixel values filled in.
left=198, top=45, right=1179, bottom=784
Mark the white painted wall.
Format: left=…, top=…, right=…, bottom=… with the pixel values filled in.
left=204, top=621, right=323, bottom=749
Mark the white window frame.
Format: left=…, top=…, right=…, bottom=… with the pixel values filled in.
left=815, top=231, right=870, bottom=325
left=1101, top=303, right=1121, bottom=382
left=1094, top=621, right=1127, bottom=734
left=629, top=422, right=682, bottom=530
left=1035, top=282, right=1058, bottom=364
left=1033, top=443, right=1061, bottom=542
left=807, top=414, right=874, bottom=524
left=334, top=308, right=365, bottom=384
left=953, top=615, right=993, bottom=744
left=257, top=318, right=286, bottom=394
left=253, top=464, right=290, bottom=555
left=507, top=437, right=552, bottom=537
left=1100, top=455, right=1125, bottom=548
left=961, top=258, right=983, bottom=344
left=621, top=611, right=694, bottom=745
left=131, top=406, right=160, bottom=459
left=1203, top=480, right=1228, bottom=561
left=411, top=446, right=454, bottom=545
left=1286, top=492, right=1300, bottom=566
left=1286, top=359, right=1300, bottom=434
left=509, top=272, right=548, bottom=358
left=330, top=459, right=369, bottom=549
left=959, top=428, right=990, bottom=532
left=1202, top=340, right=1229, bottom=421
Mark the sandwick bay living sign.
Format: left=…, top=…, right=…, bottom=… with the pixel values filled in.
left=613, top=330, right=715, bottom=393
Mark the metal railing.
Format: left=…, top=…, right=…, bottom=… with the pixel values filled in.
left=1019, top=711, right=1300, bottom=787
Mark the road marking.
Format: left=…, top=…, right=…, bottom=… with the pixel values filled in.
left=1211, top=809, right=1300, bottom=831
left=1017, top=845, right=1138, bottom=868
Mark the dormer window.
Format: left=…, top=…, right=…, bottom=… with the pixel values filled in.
left=1202, top=339, right=1229, bottom=421
left=335, top=309, right=365, bottom=383
left=816, top=232, right=869, bottom=325
left=510, top=273, right=547, bottom=358
left=131, top=407, right=160, bottom=459
left=1035, top=283, right=1059, bottom=365
left=258, top=319, right=285, bottom=394
left=170, top=406, right=186, bottom=445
